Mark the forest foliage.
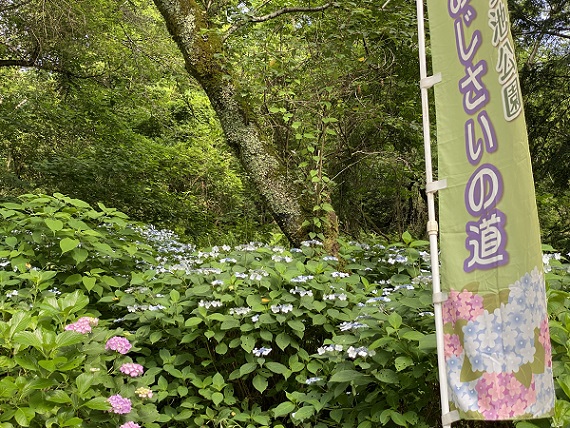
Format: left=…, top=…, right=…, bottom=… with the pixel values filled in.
left=0, top=0, right=568, bottom=248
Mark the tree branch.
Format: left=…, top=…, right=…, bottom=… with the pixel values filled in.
left=541, top=30, right=570, bottom=40
left=0, top=58, right=106, bottom=79
left=0, top=59, right=35, bottom=68
left=249, top=2, right=338, bottom=23
left=224, top=2, right=339, bottom=41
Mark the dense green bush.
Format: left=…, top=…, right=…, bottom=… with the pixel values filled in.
left=1, top=193, right=570, bottom=428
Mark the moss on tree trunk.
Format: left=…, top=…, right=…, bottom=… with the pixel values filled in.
left=153, top=0, right=316, bottom=246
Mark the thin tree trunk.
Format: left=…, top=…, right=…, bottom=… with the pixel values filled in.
left=153, top=0, right=312, bottom=246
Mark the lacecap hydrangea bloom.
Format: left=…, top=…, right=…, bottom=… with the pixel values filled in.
left=105, top=336, right=132, bottom=354
left=120, top=363, right=144, bottom=377
left=108, top=394, right=132, bottom=414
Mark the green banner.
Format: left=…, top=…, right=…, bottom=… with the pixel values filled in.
left=426, top=0, right=555, bottom=420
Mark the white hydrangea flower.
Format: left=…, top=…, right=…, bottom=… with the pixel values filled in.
left=252, top=347, right=272, bottom=357
left=198, top=300, right=222, bottom=309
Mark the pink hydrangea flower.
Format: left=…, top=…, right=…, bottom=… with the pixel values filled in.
left=135, top=387, right=153, bottom=399
left=64, top=317, right=99, bottom=334
left=105, top=336, right=132, bottom=354
left=108, top=394, right=132, bottom=414
left=120, top=363, right=144, bottom=377
left=120, top=422, right=141, bottom=428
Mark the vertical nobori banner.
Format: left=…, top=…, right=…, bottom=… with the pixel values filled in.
left=426, top=0, right=555, bottom=421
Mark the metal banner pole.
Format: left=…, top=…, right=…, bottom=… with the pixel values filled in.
left=415, top=0, right=453, bottom=426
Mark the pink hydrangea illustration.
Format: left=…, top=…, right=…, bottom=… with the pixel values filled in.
left=64, top=317, right=99, bottom=334
left=120, top=422, right=141, bottom=428
left=538, top=318, right=552, bottom=367
left=442, top=289, right=484, bottom=326
left=120, top=363, right=144, bottom=377
left=444, top=334, right=463, bottom=359
left=105, top=336, right=132, bottom=354
left=108, top=394, right=132, bottom=414
left=475, top=373, right=535, bottom=419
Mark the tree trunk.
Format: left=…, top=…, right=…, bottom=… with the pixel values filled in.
left=152, top=0, right=312, bottom=246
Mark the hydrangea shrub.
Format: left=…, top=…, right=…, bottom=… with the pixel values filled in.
left=1, top=194, right=569, bottom=428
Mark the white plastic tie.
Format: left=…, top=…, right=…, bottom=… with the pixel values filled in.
left=432, top=292, right=448, bottom=304
left=426, top=179, right=448, bottom=194
left=442, top=410, right=460, bottom=425
left=420, top=72, right=443, bottom=89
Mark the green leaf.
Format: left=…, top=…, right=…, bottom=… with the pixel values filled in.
left=388, top=312, right=402, bottom=329
left=265, top=362, right=290, bottom=376
left=329, top=369, right=367, bottom=383
left=390, top=274, right=410, bottom=284
left=5, top=236, right=18, bottom=247
left=149, top=331, right=162, bottom=344
left=61, top=418, right=83, bottom=427
left=390, top=411, right=408, bottom=427
left=376, top=369, right=399, bottom=384
left=14, top=408, right=35, bottom=427
left=240, top=335, right=255, bottom=353
left=401, top=330, right=425, bottom=341
left=47, top=390, right=72, bottom=404
left=170, top=289, right=180, bottom=302
left=272, top=401, right=296, bottom=417
left=82, top=276, right=96, bottom=292
left=75, top=373, right=93, bottom=396
left=252, top=374, right=268, bottom=393
left=276, top=332, right=291, bottom=351
left=394, top=356, right=414, bottom=371
left=212, top=392, right=224, bottom=406
left=82, top=397, right=110, bottom=410
left=71, top=248, right=89, bottom=264
left=14, top=354, right=38, bottom=371
left=13, top=331, right=43, bottom=350
left=557, top=374, right=570, bottom=400
left=221, top=318, right=240, bottom=330
left=56, top=331, right=85, bottom=348
left=212, top=372, right=225, bottom=390
left=215, top=342, right=228, bottom=354
left=60, top=238, right=80, bottom=253
left=418, top=334, right=437, bottom=351
left=292, top=405, right=314, bottom=421
left=287, top=320, right=305, bottom=332
left=240, top=362, right=257, bottom=377
left=380, top=409, right=392, bottom=424
left=185, top=317, right=202, bottom=327
left=330, top=409, right=343, bottom=423
left=64, top=274, right=83, bottom=285
left=8, top=312, right=32, bottom=337
left=38, top=359, right=56, bottom=372
left=515, top=422, right=542, bottom=428
left=45, top=218, right=64, bottom=232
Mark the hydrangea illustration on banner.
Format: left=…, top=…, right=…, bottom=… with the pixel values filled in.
left=443, top=268, right=555, bottom=420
